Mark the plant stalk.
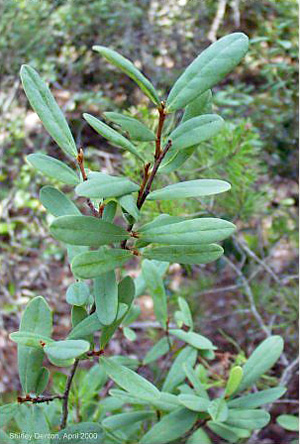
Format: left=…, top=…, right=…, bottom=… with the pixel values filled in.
left=60, top=359, right=80, bottom=430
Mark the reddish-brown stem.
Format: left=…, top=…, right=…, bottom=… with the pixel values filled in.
left=155, top=103, right=166, bottom=160
left=17, top=394, right=63, bottom=404
left=86, top=349, right=105, bottom=357
left=77, top=148, right=100, bottom=217
left=121, top=139, right=172, bottom=250
left=137, top=139, right=172, bottom=209
left=137, top=162, right=151, bottom=204
left=121, top=101, right=171, bottom=251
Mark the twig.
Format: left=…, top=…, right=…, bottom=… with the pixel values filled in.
left=208, top=0, right=227, bottom=42
left=224, top=256, right=271, bottom=336
left=60, top=359, right=80, bottom=430
left=230, top=0, right=240, bottom=27
left=155, top=103, right=166, bottom=160
left=137, top=140, right=172, bottom=209
left=280, top=356, right=299, bottom=387
left=274, top=399, right=299, bottom=404
left=130, top=321, right=176, bottom=329
left=17, top=394, right=63, bottom=404
left=76, top=148, right=99, bottom=217
left=137, top=163, right=151, bottom=204
left=233, top=236, right=281, bottom=285
left=121, top=108, right=172, bottom=249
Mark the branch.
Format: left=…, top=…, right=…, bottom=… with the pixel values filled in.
left=280, top=356, right=299, bottom=387
left=233, top=236, right=281, bottom=285
left=137, top=162, right=151, bottom=204
left=60, top=359, right=80, bottom=430
left=77, top=148, right=99, bottom=217
left=17, top=394, right=63, bottom=404
left=121, top=105, right=172, bottom=250
left=137, top=139, right=172, bottom=210
left=155, top=103, right=166, bottom=159
left=223, top=256, right=271, bottom=337
left=230, top=0, right=240, bottom=28
left=208, top=0, right=227, bottom=42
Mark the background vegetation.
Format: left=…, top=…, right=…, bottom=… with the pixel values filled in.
left=0, top=0, right=298, bottom=442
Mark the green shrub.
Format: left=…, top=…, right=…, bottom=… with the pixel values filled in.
left=2, top=33, right=287, bottom=444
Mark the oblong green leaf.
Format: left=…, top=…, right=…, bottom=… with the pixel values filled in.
left=134, top=260, right=169, bottom=297
left=166, top=33, right=249, bottom=112
left=147, top=179, right=231, bottom=201
left=94, top=271, right=118, bottom=325
left=143, top=243, right=224, bottom=264
left=100, top=303, right=129, bottom=348
left=183, top=362, right=208, bottom=399
left=102, top=411, right=155, bottom=431
left=118, top=194, right=140, bottom=221
left=178, top=297, right=193, bottom=329
left=150, top=392, right=182, bottom=412
left=142, top=259, right=168, bottom=329
left=17, top=405, right=50, bottom=444
left=10, top=332, right=54, bottom=348
left=79, top=365, right=107, bottom=399
left=143, top=337, right=170, bottom=365
left=178, top=394, right=210, bottom=412
left=46, top=356, right=75, bottom=368
left=0, top=403, right=19, bottom=428
left=276, top=414, right=299, bottom=432
left=118, top=275, right=136, bottom=305
left=139, top=214, right=184, bottom=232
left=159, top=146, right=196, bottom=174
left=67, top=312, right=103, bottom=339
left=123, top=326, right=136, bottom=341
left=93, top=46, right=160, bottom=106
left=109, top=389, right=177, bottom=411
left=225, top=366, right=243, bottom=397
left=17, top=296, right=52, bottom=394
left=225, top=409, right=270, bottom=430
left=20, top=65, right=77, bottom=157
left=66, top=282, right=90, bottom=306
left=0, top=429, right=15, bottom=444
left=102, top=200, right=117, bottom=222
left=71, top=306, right=88, bottom=328
left=207, top=421, right=239, bottom=443
left=100, top=356, right=160, bottom=401
left=71, top=248, right=133, bottom=279
left=238, top=336, right=284, bottom=391
left=40, top=186, right=81, bottom=217
left=169, top=329, right=216, bottom=350
left=27, top=153, right=79, bottom=185
left=121, top=303, right=140, bottom=327
left=76, top=172, right=139, bottom=199
left=104, top=112, right=156, bottom=141
left=228, top=387, right=286, bottom=409
left=169, top=114, right=224, bottom=151
left=187, top=428, right=212, bottom=444
left=162, top=346, right=197, bottom=393
left=44, top=339, right=90, bottom=360
left=140, top=408, right=198, bottom=444
left=35, top=367, right=50, bottom=395
left=182, top=89, right=213, bottom=122
left=139, top=218, right=235, bottom=245
left=208, top=398, right=229, bottom=422
left=83, top=113, right=144, bottom=161
left=50, top=215, right=129, bottom=246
